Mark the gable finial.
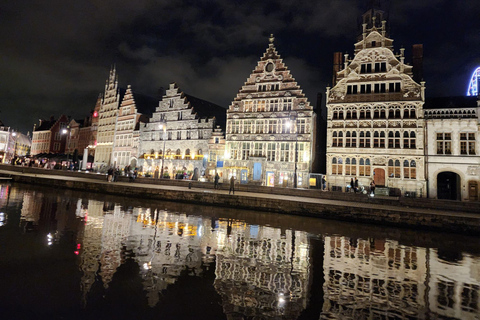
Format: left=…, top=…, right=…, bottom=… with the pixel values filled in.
left=269, top=34, right=275, bottom=44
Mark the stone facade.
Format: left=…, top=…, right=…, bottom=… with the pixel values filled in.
left=94, top=66, right=120, bottom=169
left=206, top=125, right=226, bottom=182
left=424, top=97, right=480, bottom=201
left=138, top=83, right=223, bottom=179
left=326, top=8, right=426, bottom=197
left=112, top=85, right=145, bottom=169
left=225, top=35, right=316, bottom=187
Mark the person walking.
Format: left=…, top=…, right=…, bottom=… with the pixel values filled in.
left=107, top=167, right=113, bottom=182
left=214, top=173, right=220, bottom=190
left=354, top=177, right=359, bottom=193
left=229, top=175, right=235, bottom=195
left=350, top=178, right=354, bottom=192
left=321, top=176, right=326, bottom=191
left=370, top=180, right=376, bottom=196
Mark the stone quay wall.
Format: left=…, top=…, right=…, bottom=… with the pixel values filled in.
left=0, top=165, right=479, bottom=235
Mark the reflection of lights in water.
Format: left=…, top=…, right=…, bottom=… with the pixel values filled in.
left=278, top=293, right=286, bottom=307
left=47, top=233, right=53, bottom=246
left=0, top=212, right=4, bottom=226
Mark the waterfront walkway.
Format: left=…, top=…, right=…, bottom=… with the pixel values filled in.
left=0, top=165, right=479, bottom=235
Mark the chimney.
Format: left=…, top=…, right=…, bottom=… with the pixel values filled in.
left=412, top=44, right=423, bottom=83
left=332, top=52, right=343, bottom=86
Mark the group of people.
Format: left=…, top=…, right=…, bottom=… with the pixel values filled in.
left=213, top=173, right=236, bottom=195
left=348, top=177, right=376, bottom=195
left=106, top=165, right=138, bottom=182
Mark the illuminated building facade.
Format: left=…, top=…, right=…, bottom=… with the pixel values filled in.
left=326, top=8, right=427, bottom=196
left=424, top=96, right=480, bottom=201
left=225, top=35, right=316, bottom=187
left=138, top=82, right=225, bottom=178
left=112, top=85, right=156, bottom=169
left=94, top=66, right=120, bottom=169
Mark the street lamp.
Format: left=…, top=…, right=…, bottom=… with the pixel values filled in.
left=287, top=113, right=298, bottom=188
left=62, top=128, right=70, bottom=168
left=159, top=122, right=167, bottom=178
left=12, top=132, right=17, bottom=158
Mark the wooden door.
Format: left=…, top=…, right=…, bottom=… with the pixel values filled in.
left=469, top=181, right=478, bottom=201
left=374, top=168, right=385, bottom=186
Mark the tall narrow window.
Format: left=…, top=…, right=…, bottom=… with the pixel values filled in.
left=437, top=133, right=452, bottom=154
left=460, top=133, right=476, bottom=155
left=267, top=143, right=276, bottom=161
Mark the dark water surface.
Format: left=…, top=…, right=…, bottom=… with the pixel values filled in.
left=0, top=182, right=479, bottom=320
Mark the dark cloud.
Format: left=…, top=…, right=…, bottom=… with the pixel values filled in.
left=1, top=0, right=479, bottom=133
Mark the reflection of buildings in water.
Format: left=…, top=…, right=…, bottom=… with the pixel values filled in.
left=77, top=199, right=105, bottom=304
left=214, top=225, right=311, bottom=319
left=126, top=208, right=215, bottom=307
left=322, top=236, right=428, bottom=319
left=20, top=190, right=43, bottom=228
left=429, top=250, right=480, bottom=319
left=99, top=203, right=132, bottom=288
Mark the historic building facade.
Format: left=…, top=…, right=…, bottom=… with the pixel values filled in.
left=326, top=9, right=426, bottom=196
left=31, top=115, right=70, bottom=156
left=138, top=83, right=225, bottom=179
left=225, top=35, right=316, bottom=187
left=206, top=125, right=226, bottom=181
left=94, top=66, right=120, bottom=169
left=112, top=85, right=154, bottom=169
left=424, top=96, right=480, bottom=201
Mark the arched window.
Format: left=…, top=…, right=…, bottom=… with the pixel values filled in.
left=351, top=131, right=357, bottom=147
left=332, top=157, right=343, bottom=175
left=346, top=131, right=351, bottom=147
left=176, top=149, right=181, bottom=159
left=388, top=159, right=401, bottom=178
left=185, top=149, right=190, bottom=156
left=333, top=111, right=338, bottom=119
left=359, top=158, right=370, bottom=176
left=338, top=131, right=343, bottom=147
left=332, top=131, right=338, bottom=147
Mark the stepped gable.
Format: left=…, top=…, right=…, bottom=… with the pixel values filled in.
left=231, top=34, right=310, bottom=108
left=184, top=93, right=226, bottom=129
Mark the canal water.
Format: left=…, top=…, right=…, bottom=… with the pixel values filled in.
left=0, top=182, right=479, bottom=320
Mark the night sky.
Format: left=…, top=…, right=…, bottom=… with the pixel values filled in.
left=1, top=0, right=479, bottom=134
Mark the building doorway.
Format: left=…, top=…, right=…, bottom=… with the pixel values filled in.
left=468, top=181, right=478, bottom=201
left=437, top=172, right=460, bottom=200
left=373, top=168, right=385, bottom=186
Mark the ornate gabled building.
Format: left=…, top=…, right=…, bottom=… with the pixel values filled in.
left=112, top=85, right=156, bottom=169
left=225, top=35, right=316, bottom=187
left=326, top=7, right=426, bottom=196
left=94, top=66, right=120, bottom=169
left=138, top=82, right=225, bottom=179
left=424, top=96, right=480, bottom=201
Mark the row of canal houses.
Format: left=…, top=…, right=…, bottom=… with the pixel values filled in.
left=30, top=7, right=480, bottom=201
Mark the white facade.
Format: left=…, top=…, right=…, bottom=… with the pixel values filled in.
left=138, top=83, right=218, bottom=179
left=425, top=100, right=480, bottom=201
left=112, top=85, right=139, bottom=168
left=225, top=35, right=316, bottom=187
left=326, top=10, right=426, bottom=196
left=94, top=66, right=120, bottom=169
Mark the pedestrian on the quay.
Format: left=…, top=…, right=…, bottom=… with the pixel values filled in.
left=214, top=173, right=220, bottom=189
left=113, top=167, right=119, bottom=182
left=370, top=180, right=376, bottom=196
left=107, top=167, right=113, bottom=182
left=321, top=176, right=326, bottom=191
left=350, top=178, right=354, bottom=192
left=354, top=177, right=359, bottom=193
left=229, top=175, right=235, bottom=195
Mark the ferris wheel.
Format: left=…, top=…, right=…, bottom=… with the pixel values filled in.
left=466, top=67, right=480, bottom=96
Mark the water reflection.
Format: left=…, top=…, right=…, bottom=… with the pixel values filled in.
left=322, top=236, right=480, bottom=320
left=1, top=184, right=479, bottom=319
